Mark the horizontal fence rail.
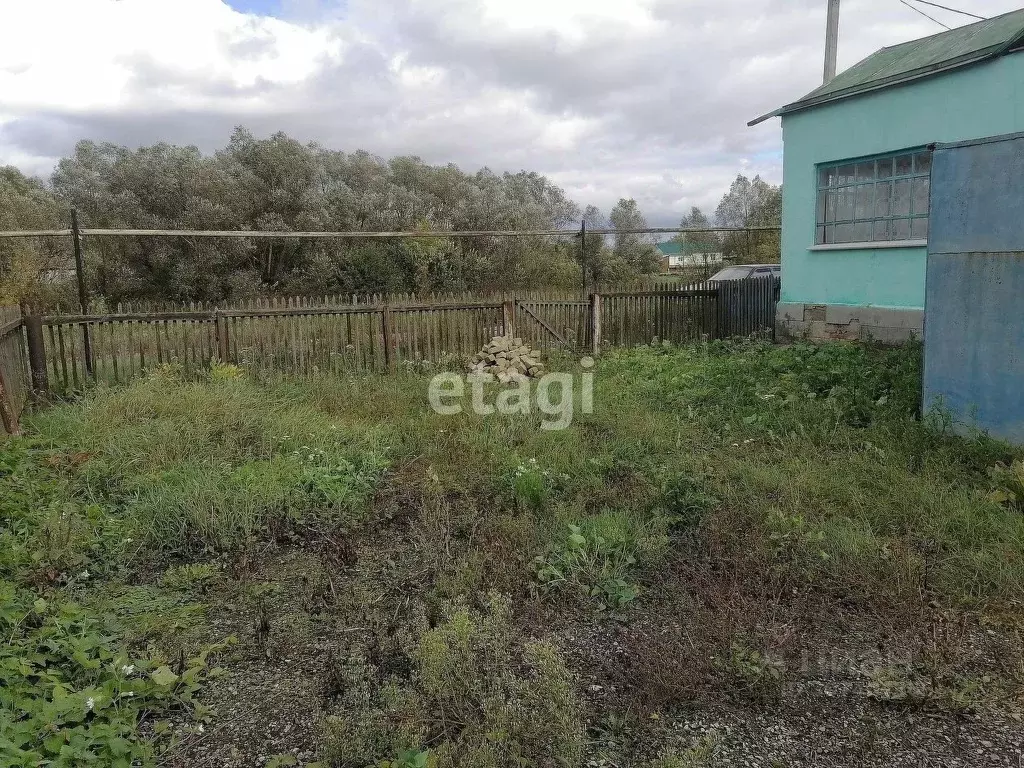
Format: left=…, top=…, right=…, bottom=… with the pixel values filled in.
left=0, top=218, right=780, bottom=306
left=0, top=278, right=780, bottom=409
left=41, top=277, right=754, bottom=316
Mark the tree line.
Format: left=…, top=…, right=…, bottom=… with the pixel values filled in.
left=0, top=127, right=780, bottom=306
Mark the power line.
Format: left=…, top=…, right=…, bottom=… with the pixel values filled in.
left=898, top=0, right=952, bottom=29
left=908, top=0, right=985, bottom=21
left=0, top=225, right=781, bottom=240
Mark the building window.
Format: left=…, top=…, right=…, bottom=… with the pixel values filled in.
left=816, top=150, right=931, bottom=245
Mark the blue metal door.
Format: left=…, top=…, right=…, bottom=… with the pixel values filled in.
left=925, top=132, right=1024, bottom=444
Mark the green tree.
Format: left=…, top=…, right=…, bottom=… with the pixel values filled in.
left=9, top=127, right=672, bottom=303
left=714, top=175, right=781, bottom=264
left=608, top=198, right=660, bottom=274
left=0, top=167, right=70, bottom=306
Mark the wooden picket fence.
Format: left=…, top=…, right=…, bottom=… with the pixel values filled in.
left=0, top=279, right=780, bottom=426
left=37, top=301, right=507, bottom=391
left=715, top=276, right=780, bottom=339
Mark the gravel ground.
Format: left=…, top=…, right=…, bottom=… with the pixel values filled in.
left=568, top=595, right=1024, bottom=768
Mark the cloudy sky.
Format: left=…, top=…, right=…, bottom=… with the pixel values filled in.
left=1, top=0, right=1021, bottom=224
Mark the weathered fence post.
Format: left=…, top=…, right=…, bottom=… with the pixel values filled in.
left=215, top=309, right=230, bottom=362
left=381, top=304, right=395, bottom=371
left=21, top=303, right=48, bottom=397
left=502, top=298, right=516, bottom=338
left=0, top=365, right=20, bottom=436
left=590, top=292, right=602, bottom=355
left=70, top=209, right=93, bottom=377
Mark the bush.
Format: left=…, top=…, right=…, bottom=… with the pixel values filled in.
left=320, top=659, right=425, bottom=767
left=417, top=595, right=583, bottom=768
left=322, top=595, right=584, bottom=768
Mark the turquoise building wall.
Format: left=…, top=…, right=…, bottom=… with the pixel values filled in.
left=780, top=52, right=1024, bottom=311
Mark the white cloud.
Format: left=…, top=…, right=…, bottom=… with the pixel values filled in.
left=455, top=0, right=661, bottom=42
left=0, top=0, right=343, bottom=112
left=1, top=0, right=1021, bottom=224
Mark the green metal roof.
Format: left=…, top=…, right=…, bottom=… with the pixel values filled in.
left=749, top=8, right=1024, bottom=126
left=657, top=240, right=719, bottom=256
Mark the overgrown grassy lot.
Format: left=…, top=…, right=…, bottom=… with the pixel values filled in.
left=4, top=340, right=1024, bottom=767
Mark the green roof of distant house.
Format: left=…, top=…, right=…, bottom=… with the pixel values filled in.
left=657, top=241, right=720, bottom=256
left=749, top=8, right=1024, bottom=126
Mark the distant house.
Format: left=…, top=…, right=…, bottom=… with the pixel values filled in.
left=750, top=9, right=1024, bottom=341
left=657, top=241, right=723, bottom=271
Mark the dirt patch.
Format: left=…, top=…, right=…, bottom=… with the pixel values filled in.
left=159, top=548, right=356, bottom=767
left=157, top=542, right=1024, bottom=768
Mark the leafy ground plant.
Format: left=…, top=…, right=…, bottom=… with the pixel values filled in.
left=533, top=510, right=669, bottom=612
left=646, top=732, right=723, bottom=768
left=713, top=638, right=785, bottom=703
left=0, top=582, right=229, bottom=767
left=987, top=459, right=1024, bottom=511
left=507, top=458, right=558, bottom=513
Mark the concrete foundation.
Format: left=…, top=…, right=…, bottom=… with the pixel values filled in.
left=776, top=302, right=923, bottom=344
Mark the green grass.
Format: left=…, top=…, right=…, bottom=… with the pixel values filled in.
left=3, top=339, right=1024, bottom=765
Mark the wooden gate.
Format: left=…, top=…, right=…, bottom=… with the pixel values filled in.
left=512, top=298, right=589, bottom=352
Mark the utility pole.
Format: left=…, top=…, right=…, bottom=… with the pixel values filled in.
left=579, top=218, right=588, bottom=296
left=823, top=0, right=841, bottom=85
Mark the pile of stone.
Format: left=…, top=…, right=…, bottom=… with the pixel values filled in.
left=469, top=336, right=545, bottom=382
